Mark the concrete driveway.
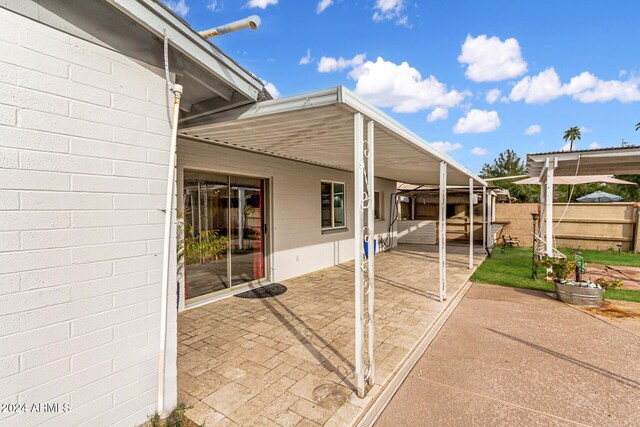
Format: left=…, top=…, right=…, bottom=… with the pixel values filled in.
left=375, top=284, right=640, bottom=427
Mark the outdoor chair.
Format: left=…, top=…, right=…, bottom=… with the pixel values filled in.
left=501, top=235, right=520, bottom=252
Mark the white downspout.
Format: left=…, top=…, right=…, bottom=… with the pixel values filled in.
left=158, top=83, right=183, bottom=415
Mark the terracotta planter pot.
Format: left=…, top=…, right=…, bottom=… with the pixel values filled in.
left=555, top=282, right=603, bottom=307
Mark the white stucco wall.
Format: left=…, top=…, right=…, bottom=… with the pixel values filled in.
left=0, top=7, right=177, bottom=426
left=177, top=138, right=398, bottom=290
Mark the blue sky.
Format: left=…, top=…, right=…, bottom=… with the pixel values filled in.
left=164, top=0, right=640, bottom=173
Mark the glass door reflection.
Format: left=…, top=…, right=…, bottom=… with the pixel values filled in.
left=183, top=171, right=267, bottom=301
left=183, top=172, right=230, bottom=299
left=230, top=176, right=266, bottom=286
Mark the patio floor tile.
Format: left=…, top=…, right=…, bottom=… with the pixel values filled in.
left=179, top=244, right=483, bottom=426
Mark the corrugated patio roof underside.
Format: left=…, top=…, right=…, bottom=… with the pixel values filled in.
left=178, top=87, right=486, bottom=187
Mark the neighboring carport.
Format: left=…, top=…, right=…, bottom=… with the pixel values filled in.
left=179, top=86, right=487, bottom=397
left=524, top=146, right=640, bottom=259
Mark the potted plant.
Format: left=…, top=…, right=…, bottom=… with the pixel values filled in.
left=537, top=256, right=604, bottom=307
left=176, top=211, right=229, bottom=304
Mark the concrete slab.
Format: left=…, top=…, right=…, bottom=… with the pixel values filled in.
left=375, top=284, right=640, bottom=427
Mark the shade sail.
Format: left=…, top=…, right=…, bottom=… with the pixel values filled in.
left=576, top=191, right=623, bottom=202
left=514, top=175, right=637, bottom=185
left=179, top=87, right=486, bottom=186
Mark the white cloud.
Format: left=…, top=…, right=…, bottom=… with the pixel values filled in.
left=165, top=0, right=189, bottom=16
left=589, top=142, right=601, bottom=149
left=524, top=124, right=541, bottom=136
left=246, top=0, right=277, bottom=9
left=509, top=67, right=563, bottom=104
left=453, top=109, right=500, bottom=134
left=485, top=89, right=501, bottom=104
left=571, top=76, right=640, bottom=103
left=350, top=57, right=469, bottom=113
left=263, top=81, right=280, bottom=99
left=510, top=68, right=640, bottom=104
left=316, top=0, right=333, bottom=13
left=207, top=0, right=221, bottom=11
left=427, top=141, right=463, bottom=153
left=317, top=53, right=366, bottom=73
left=372, top=0, right=408, bottom=26
left=299, top=49, right=313, bottom=65
left=458, top=35, right=527, bottom=82
left=471, top=147, right=489, bottom=156
left=579, top=126, right=591, bottom=133
left=427, top=107, right=448, bottom=122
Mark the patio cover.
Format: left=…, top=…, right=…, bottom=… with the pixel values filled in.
left=179, top=86, right=486, bottom=187
left=527, top=145, right=640, bottom=177
left=179, top=86, right=487, bottom=397
left=514, top=175, right=637, bottom=185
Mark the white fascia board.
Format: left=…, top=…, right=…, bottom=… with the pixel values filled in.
left=105, top=0, right=262, bottom=100
left=338, top=87, right=487, bottom=187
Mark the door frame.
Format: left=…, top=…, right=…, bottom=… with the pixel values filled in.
left=177, top=165, right=273, bottom=311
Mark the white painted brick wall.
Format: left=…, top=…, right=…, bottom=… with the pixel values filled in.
left=0, top=7, right=177, bottom=426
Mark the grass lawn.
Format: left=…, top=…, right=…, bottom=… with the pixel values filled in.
left=558, top=248, right=640, bottom=267
left=471, top=247, right=640, bottom=303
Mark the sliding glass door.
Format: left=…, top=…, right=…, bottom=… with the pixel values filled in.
left=183, top=171, right=268, bottom=301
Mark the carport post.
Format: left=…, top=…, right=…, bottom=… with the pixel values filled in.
left=439, top=162, right=447, bottom=302
left=482, top=186, right=487, bottom=251
left=545, top=158, right=555, bottom=258
left=353, top=113, right=366, bottom=398
left=468, top=178, right=474, bottom=269
left=366, top=120, right=375, bottom=387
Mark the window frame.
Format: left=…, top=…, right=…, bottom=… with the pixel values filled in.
left=374, top=191, right=384, bottom=220
left=321, top=180, right=347, bottom=230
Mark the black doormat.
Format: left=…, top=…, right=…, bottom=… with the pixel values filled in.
left=234, top=283, right=287, bottom=299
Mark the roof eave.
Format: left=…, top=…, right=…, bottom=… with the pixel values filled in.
left=105, top=0, right=263, bottom=101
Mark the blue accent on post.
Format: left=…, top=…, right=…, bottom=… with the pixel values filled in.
left=364, top=239, right=377, bottom=259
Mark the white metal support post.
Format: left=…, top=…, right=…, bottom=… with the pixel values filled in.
left=486, top=190, right=495, bottom=248
left=482, top=186, right=487, bottom=252
left=545, top=158, right=555, bottom=258
left=366, top=120, right=375, bottom=387
left=468, top=178, right=474, bottom=270
left=353, top=113, right=366, bottom=398
left=439, top=162, right=447, bottom=302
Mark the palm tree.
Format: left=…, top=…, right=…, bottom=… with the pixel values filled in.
left=635, top=121, right=639, bottom=131
left=563, top=126, right=582, bottom=151
left=562, top=126, right=582, bottom=203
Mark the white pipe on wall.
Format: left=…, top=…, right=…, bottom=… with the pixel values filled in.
left=158, top=83, right=183, bottom=415
left=199, top=15, right=261, bottom=38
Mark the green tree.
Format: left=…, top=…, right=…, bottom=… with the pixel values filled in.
left=635, top=121, right=640, bottom=131
left=562, top=126, right=582, bottom=151
left=480, top=149, right=525, bottom=177
left=479, top=149, right=538, bottom=202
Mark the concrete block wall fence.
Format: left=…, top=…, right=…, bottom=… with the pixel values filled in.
left=0, top=7, right=177, bottom=426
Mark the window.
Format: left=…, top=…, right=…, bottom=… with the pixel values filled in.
left=321, top=181, right=346, bottom=229
left=374, top=191, right=384, bottom=220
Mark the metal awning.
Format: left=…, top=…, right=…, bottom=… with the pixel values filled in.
left=527, top=146, right=640, bottom=177
left=514, top=175, right=637, bottom=185
left=180, top=87, right=486, bottom=186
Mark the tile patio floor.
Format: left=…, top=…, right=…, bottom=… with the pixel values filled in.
left=177, top=244, right=485, bottom=427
